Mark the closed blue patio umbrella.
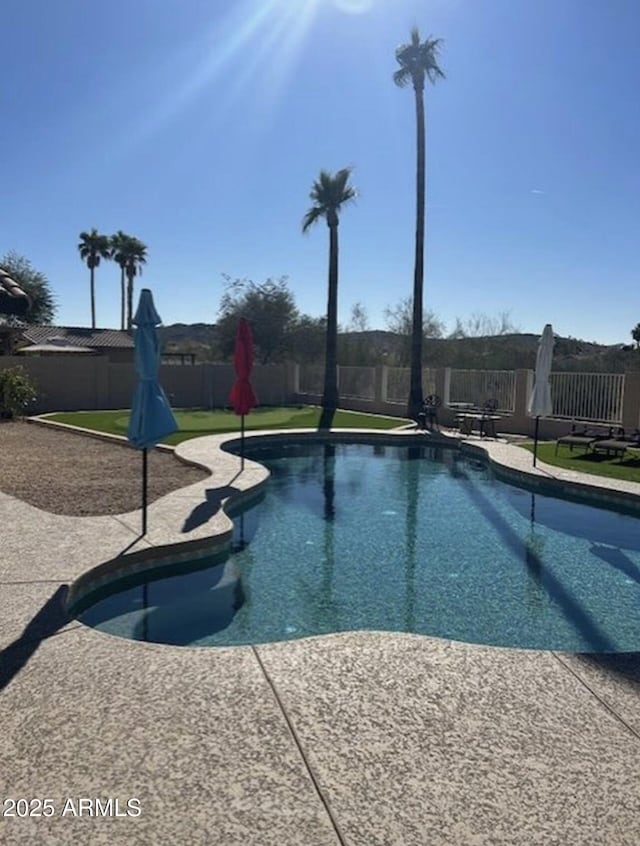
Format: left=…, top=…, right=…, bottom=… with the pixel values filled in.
left=127, top=288, right=178, bottom=534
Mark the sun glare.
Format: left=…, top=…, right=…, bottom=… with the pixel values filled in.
left=332, top=0, right=375, bottom=14
left=228, top=0, right=321, bottom=116
left=122, top=0, right=321, bottom=150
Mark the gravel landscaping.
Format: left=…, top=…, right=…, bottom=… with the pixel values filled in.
left=0, top=420, right=209, bottom=516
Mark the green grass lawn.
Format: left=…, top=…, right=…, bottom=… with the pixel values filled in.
left=43, top=406, right=411, bottom=446
left=521, top=441, right=640, bottom=483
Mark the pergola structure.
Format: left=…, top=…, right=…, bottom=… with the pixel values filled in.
left=0, top=267, right=30, bottom=317
left=0, top=268, right=31, bottom=354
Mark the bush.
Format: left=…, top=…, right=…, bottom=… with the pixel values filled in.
left=0, top=366, right=37, bottom=419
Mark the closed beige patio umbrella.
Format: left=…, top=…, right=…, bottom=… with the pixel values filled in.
left=527, top=324, right=554, bottom=467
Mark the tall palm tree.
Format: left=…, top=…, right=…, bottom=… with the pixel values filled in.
left=302, top=168, right=356, bottom=413
left=77, top=229, right=111, bottom=329
left=393, top=28, right=444, bottom=420
left=111, top=235, right=147, bottom=329
left=110, top=230, right=130, bottom=330
left=125, top=237, right=147, bottom=329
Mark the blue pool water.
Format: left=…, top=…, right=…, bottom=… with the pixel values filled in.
left=75, top=442, right=640, bottom=651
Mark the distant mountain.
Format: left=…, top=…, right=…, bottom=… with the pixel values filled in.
left=159, top=323, right=218, bottom=360
left=159, top=322, right=638, bottom=372
left=341, top=331, right=635, bottom=372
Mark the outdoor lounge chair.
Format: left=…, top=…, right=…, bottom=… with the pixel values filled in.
left=555, top=424, right=616, bottom=455
left=591, top=430, right=640, bottom=461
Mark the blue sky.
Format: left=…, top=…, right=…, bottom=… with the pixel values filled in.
left=2, top=0, right=639, bottom=344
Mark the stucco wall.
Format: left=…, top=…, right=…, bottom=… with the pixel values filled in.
left=0, top=357, right=296, bottom=412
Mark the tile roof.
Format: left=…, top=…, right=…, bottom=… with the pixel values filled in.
left=20, top=326, right=134, bottom=348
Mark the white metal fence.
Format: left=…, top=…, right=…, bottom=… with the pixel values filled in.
left=299, top=365, right=376, bottom=399
left=449, top=370, right=516, bottom=412
left=549, top=372, right=625, bottom=423
left=299, top=364, right=324, bottom=395
left=386, top=367, right=437, bottom=404
left=297, top=364, right=628, bottom=425
left=338, top=366, right=376, bottom=399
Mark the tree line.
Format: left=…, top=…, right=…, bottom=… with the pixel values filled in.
left=170, top=273, right=521, bottom=366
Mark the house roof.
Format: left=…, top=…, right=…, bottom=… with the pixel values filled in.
left=0, top=268, right=30, bottom=316
left=20, top=326, right=134, bottom=349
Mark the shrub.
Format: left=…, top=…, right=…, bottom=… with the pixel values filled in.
left=0, top=366, right=37, bottom=419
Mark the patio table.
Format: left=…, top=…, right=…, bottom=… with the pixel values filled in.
left=455, top=412, right=502, bottom=439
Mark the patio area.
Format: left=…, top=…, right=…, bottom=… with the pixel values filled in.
left=3, top=421, right=640, bottom=845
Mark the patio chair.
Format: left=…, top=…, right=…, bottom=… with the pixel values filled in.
left=479, top=399, right=500, bottom=438
left=417, top=395, right=441, bottom=431
left=555, top=424, right=616, bottom=455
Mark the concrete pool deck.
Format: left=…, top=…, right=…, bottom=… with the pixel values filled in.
left=3, top=426, right=640, bottom=845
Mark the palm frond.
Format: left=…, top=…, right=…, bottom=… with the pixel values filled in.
left=110, top=230, right=129, bottom=264
left=421, top=38, right=446, bottom=82
left=302, top=206, right=323, bottom=232
left=343, top=187, right=357, bottom=205
left=78, top=228, right=111, bottom=262
left=393, top=67, right=411, bottom=87
left=394, top=30, right=445, bottom=87
left=317, top=169, right=334, bottom=197
left=110, top=233, right=148, bottom=272
left=303, top=167, right=357, bottom=232
left=334, top=167, right=354, bottom=195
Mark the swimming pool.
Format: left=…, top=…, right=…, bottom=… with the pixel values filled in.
left=74, top=441, right=640, bottom=652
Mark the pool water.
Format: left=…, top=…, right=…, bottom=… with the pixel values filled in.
left=76, top=442, right=640, bottom=651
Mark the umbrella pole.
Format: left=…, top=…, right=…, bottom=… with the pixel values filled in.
left=142, top=447, right=148, bottom=535
left=533, top=417, right=540, bottom=467
left=530, top=492, right=536, bottom=528
left=241, top=414, right=245, bottom=471
left=143, top=581, right=148, bottom=642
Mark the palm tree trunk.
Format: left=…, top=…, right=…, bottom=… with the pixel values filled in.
left=126, top=270, right=134, bottom=330
left=90, top=264, right=96, bottom=329
left=120, top=268, right=126, bottom=331
left=322, top=222, right=339, bottom=411
left=408, top=84, right=426, bottom=420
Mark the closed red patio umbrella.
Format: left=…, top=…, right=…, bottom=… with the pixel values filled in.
left=229, top=318, right=257, bottom=469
